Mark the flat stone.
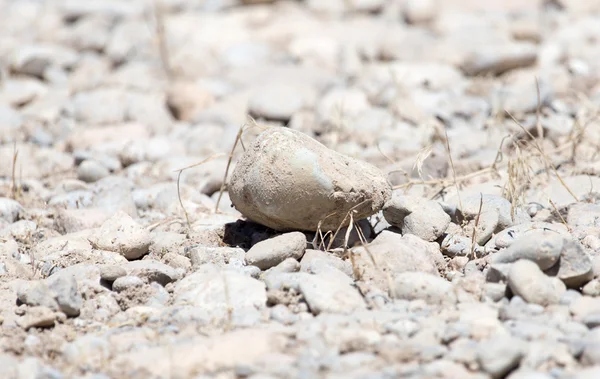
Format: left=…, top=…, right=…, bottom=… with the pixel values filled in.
left=88, top=210, right=151, bottom=260
left=491, top=230, right=563, bottom=270
left=245, top=232, right=307, bottom=270
left=298, top=273, right=366, bottom=315
left=554, top=240, right=593, bottom=288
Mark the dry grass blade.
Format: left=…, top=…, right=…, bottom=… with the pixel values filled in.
left=325, top=199, right=372, bottom=251
left=443, top=127, right=463, bottom=211
left=11, top=141, right=19, bottom=200
left=413, top=144, right=433, bottom=181
left=174, top=153, right=225, bottom=230
left=535, top=77, right=543, bottom=142
left=505, top=110, right=579, bottom=203
left=470, top=193, right=483, bottom=260
left=549, top=198, right=571, bottom=232
left=152, top=0, right=172, bottom=80
left=215, top=124, right=246, bottom=213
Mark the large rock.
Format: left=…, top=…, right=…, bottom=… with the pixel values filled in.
left=228, top=127, right=391, bottom=231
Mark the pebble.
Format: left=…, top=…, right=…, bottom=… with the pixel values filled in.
left=123, top=260, right=183, bottom=286
left=173, top=264, right=267, bottom=325
left=555, top=240, right=593, bottom=288
left=77, top=159, right=110, bottom=183
left=88, top=211, right=151, bottom=260
left=0, top=197, right=23, bottom=223
left=351, top=231, right=443, bottom=293
left=382, top=194, right=450, bottom=242
left=245, top=232, right=307, bottom=270
left=491, top=231, right=563, bottom=270
left=112, top=276, right=144, bottom=292
left=402, top=0, right=437, bottom=24
left=298, top=273, right=366, bottom=315
left=185, top=246, right=246, bottom=268
left=393, top=272, right=455, bottom=304
left=477, top=335, right=524, bottom=379
left=100, top=265, right=127, bottom=282
left=508, top=260, right=566, bottom=306
left=460, top=43, right=537, bottom=76
left=17, top=306, right=57, bottom=330
left=228, top=127, right=392, bottom=231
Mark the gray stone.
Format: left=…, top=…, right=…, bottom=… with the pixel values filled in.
left=461, top=43, right=537, bottom=77
left=185, top=246, right=246, bottom=268
left=508, top=260, right=566, bottom=306
left=112, top=276, right=144, bottom=292
left=351, top=231, right=444, bottom=293
left=248, top=83, right=314, bottom=122
left=77, top=159, right=110, bottom=183
left=491, top=231, right=564, bottom=270
left=476, top=336, right=524, bottom=378
left=0, top=198, right=23, bottom=223
left=266, top=258, right=301, bottom=275
left=172, top=264, right=267, bottom=324
left=100, top=265, right=127, bottom=282
left=300, top=249, right=353, bottom=277
left=555, top=239, right=593, bottom=288
left=17, top=306, right=57, bottom=330
left=123, top=260, right=183, bottom=286
left=228, top=127, right=392, bottom=232
left=88, top=211, right=151, bottom=260
left=567, top=202, right=600, bottom=228
left=298, top=273, right=366, bottom=315
left=382, top=194, right=450, bottom=242
left=486, top=222, right=569, bottom=250
left=245, top=232, right=307, bottom=270
left=393, top=272, right=455, bottom=304
left=583, top=279, right=600, bottom=297
left=46, top=273, right=83, bottom=317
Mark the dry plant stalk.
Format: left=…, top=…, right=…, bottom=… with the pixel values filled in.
left=443, top=128, right=463, bottom=211
left=174, top=153, right=225, bottom=230
left=152, top=0, right=172, bottom=80
left=11, top=141, right=19, bottom=200
left=470, top=193, right=483, bottom=260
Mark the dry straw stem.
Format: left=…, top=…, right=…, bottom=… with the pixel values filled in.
left=470, top=193, right=483, bottom=260
left=214, top=117, right=270, bottom=214
left=10, top=141, right=19, bottom=200
left=549, top=198, right=571, bottom=232
left=505, top=110, right=579, bottom=203
left=174, top=153, right=225, bottom=230
left=152, top=0, right=172, bottom=80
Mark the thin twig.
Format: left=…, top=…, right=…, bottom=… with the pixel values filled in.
left=470, top=193, right=483, bottom=260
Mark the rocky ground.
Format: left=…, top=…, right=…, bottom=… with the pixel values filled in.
left=1, top=0, right=600, bottom=378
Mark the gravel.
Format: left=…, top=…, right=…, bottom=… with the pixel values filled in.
left=1, top=0, right=599, bottom=377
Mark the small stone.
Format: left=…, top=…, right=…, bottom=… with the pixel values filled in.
left=166, top=81, right=214, bottom=121
left=46, top=273, right=83, bottom=317
left=555, top=239, right=593, bottom=288
left=441, top=234, right=472, bottom=257
left=298, top=273, right=366, bottom=315
left=185, top=246, right=245, bottom=268
left=491, top=231, right=563, bottom=270
left=77, top=159, right=110, bottom=183
left=266, top=258, right=301, bottom=275
left=484, top=283, right=507, bottom=302
left=567, top=203, right=600, bottom=227
left=477, top=336, right=524, bottom=379
left=583, top=280, right=600, bottom=297
left=402, top=0, right=437, bottom=24
left=88, top=211, right=151, bottom=260
left=100, top=265, right=127, bottom=282
left=383, top=195, right=450, bottom=242
left=0, top=197, right=23, bottom=223
left=300, top=249, right=353, bottom=277
left=248, top=83, right=314, bottom=122
left=393, top=272, right=455, bottom=304
left=112, top=276, right=144, bottom=292
left=17, top=306, right=57, bottom=330
left=351, top=231, right=443, bottom=293
left=123, top=260, right=183, bottom=286
left=461, top=43, right=537, bottom=77
left=245, top=232, right=306, bottom=270
left=508, top=260, right=566, bottom=306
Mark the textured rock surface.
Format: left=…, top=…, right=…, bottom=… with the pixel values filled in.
left=229, top=127, right=392, bottom=231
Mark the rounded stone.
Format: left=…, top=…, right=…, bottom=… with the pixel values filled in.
left=228, top=127, right=392, bottom=231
